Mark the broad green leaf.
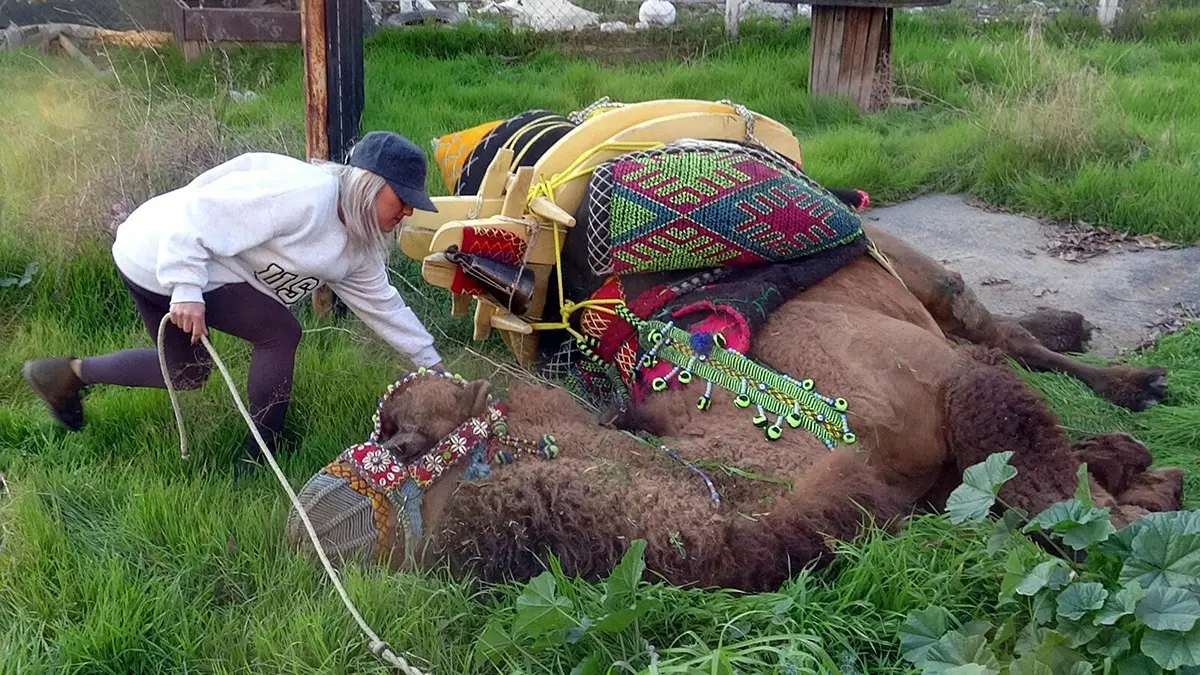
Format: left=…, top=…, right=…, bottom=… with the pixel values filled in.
left=1061, top=518, right=1119, bottom=550
left=922, top=632, right=1001, bottom=673
left=1136, top=586, right=1200, bottom=632
left=1056, top=582, right=1109, bottom=621
left=1008, top=654, right=1054, bottom=675
left=603, top=539, right=647, bottom=612
left=472, top=619, right=514, bottom=666
left=564, top=616, right=593, bottom=644
left=1014, top=630, right=1091, bottom=675
left=771, top=597, right=793, bottom=625
left=941, top=665, right=999, bottom=675
left=1055, top=616, right=1101, bottom=649
left=1122, top=512, right=1200, bottom=592
left=1017, top=623, right=1051, bottom=655
left=1024, top=499, right=1117, bottom=550
left=1141, top=624, right=1200, bottom=670
left=993, top=616, right=1019, bottom=646
left=1114, top=654, right=1163, bottom=675
left=1033, top=591, right=1058, bottom=626
left=946, top=452, right=1017, bottom=525
left=989, top=509, right=1030, bottom=557
left=1017, top=560, right=1073, bottom=597
left=962, top=620, right=994, bottom=640
left=1001, top=550, right=1031, bottom=605
left=1086, top=627, right=1132, bottom=660
left=1096, top=583, right=1145, bottom=626
left=571, top=655, right=602, bottom=675
left=900, top=606, right=954, bottom=664
left=591, top=599, right=657, bottom=633
left=513, top=572, right=575, bottom=638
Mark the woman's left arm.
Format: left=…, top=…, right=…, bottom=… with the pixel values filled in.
left=327, top=261, right=443, bottom=370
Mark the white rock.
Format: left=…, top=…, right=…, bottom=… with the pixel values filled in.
left=638, top=0, right=676, bottom=26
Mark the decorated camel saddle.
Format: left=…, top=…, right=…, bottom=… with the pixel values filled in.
left=287, top=98, right=1183, bottom=591
left=401, top=97, right=881, bottom=421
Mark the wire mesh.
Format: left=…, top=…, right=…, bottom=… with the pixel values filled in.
left=373, top=0, right=805, bottom=35
left=1, top=0, right=173, bottom=30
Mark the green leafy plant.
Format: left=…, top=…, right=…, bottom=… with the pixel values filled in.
left=900, top=454, right=1200, bottom=674
left=473, top=540, right=663, bottom=672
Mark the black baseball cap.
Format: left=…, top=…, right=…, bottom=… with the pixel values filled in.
left=347, top=130, right=439, bottom=213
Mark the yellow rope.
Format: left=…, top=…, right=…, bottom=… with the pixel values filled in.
left=157, top=315, right=429, bottom=675
left=518, top=140, right=666, bottom=336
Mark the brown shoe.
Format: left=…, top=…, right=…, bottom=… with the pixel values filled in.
left=22, top=356, right=86, bottom=431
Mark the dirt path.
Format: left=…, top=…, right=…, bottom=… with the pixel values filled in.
left=867, top=194, right=1200, bottom=357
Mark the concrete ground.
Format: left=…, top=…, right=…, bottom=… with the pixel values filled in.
left=867, top=194, right=1200, bottom=357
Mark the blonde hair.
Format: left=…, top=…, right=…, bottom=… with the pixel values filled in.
left=312, top=159, right=392, bottom=260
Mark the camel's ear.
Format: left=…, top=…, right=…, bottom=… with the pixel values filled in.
left=458, top=379, right=492, bottom=419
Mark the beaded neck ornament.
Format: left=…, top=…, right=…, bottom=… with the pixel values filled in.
left=337, top=368, right=559, bottom=502
left=612, top=304, right=857, bottom=448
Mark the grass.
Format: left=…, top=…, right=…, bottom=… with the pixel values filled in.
left=1, top=8, right=1199, bottom=673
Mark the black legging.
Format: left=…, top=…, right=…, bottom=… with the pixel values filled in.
left=80, top=272, right=303, bottom=443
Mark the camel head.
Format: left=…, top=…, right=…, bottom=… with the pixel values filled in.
left=374, top=372, right=493, bottom=464
left=285, top=369, right=495, bottom=570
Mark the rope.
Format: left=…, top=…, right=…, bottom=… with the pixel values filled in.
left=155, top=315, right=430, bottom=675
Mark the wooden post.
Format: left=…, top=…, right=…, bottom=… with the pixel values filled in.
left=301, top=0, right=330, bottom=163
left=802, top=0, right=949, bottom=113
left=809, top=5, right=893, bottom=113
left=302, top=0, right=337, bottom=317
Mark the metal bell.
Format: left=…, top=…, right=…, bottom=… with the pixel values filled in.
left=444, top=245, right=536, bottom=316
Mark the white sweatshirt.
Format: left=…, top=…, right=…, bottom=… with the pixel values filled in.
left=111, top=152, right=442, bottom=368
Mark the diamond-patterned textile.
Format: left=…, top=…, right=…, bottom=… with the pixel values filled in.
left=584, top=141, right=863, bottom=277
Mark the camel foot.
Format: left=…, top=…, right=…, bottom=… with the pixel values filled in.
left=1014, top=308, right=1094, bottom=354
left=1090, top=366, right=1168, bottom=412
left=1118, top=467, right=1185, bottom=514
left=1071, top=432, right=1152, bottom=496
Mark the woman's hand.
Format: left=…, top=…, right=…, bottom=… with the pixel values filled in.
left=170, top=302, right=208, bottom=344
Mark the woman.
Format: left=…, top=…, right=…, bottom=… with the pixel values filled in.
left=22, top=130, right=445, bottom=476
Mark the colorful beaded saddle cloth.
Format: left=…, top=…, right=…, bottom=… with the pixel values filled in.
left=287, top=369, right=560, bottom=566
left=580, top=140, right=864, bottom=278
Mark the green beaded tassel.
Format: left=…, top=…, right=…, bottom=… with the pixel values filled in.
left=614, top=304, right=856, bottom=448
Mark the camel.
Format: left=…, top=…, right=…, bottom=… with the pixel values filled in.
left=286, top=223, right=1182, bottom=593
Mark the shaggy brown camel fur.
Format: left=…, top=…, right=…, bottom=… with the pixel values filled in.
left=289, top=231, right=1182, bottom=592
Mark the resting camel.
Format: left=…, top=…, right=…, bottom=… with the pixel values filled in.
left=287, top=220, right=1181, bottom=592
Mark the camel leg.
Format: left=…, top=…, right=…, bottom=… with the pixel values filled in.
left=941, top=358, right=1149, bottom=526
left=864, top=225, right=1168, bottom=412
left=725, top=450, right=910, bottom=592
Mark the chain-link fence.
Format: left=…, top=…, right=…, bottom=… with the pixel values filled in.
left=0, top=0, right=171, bottom=30
left=374, top=0, right=804, bottom=35
left=2, top=0, right=1156, bottom=51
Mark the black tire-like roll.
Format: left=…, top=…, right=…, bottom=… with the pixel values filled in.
left=455, top=110, right=576, bottom=196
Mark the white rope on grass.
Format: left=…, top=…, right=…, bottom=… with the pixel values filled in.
left=155, top=314, right=430, bottom=675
